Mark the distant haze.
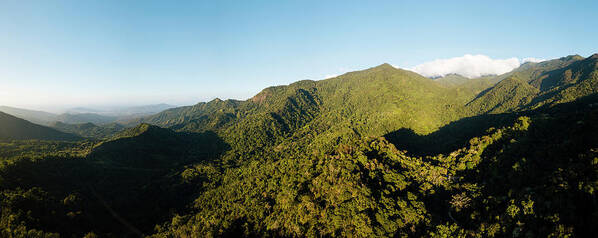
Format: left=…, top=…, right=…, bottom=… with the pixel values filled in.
left=1, top=1, right=597, bottom=111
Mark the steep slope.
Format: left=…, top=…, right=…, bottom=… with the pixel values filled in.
left=523, top=53, right=598, bottom=108
left=463, top=54, right=598, bottom=114
left=496, top=55, right=584, bottom=89
left=89, top=124, right=228, bottom=168
left=0, top=112, right=81, bottom=141
left=132, top=98, right=243, bottom=129
left=135, top=55, right=598, bottom=155
left=139, top=64, right=471, bottom=159
left=520, top=55, right=585, bottom=90
left=466, top=76, right=539, bottom=114
left=1, top=54, right=598, bottom=237
left=153, top=95, right=598, bottom=238
left=0, top=106, right=59, bottom=125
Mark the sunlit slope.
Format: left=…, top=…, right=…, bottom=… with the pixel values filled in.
left=139, top=64, right=472, bottom=154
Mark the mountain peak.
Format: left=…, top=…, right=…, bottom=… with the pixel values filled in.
left=113, top=123, right=173, bottom=140
left=562, top=54, right=584, bottom=61
left=374, top=63, right=395, bottom=70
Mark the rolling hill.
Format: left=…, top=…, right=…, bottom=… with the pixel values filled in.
left=0, top=104, right=176, bottom=128
left=0, top=112, right=81, bottom=141
left=137, top=63, right=474, bottom=158
left=1, top=53, right=598, bottom=237
left=0, top=106, right=59, bottom=125
left=463, top=54, right=598, bottom=114
left=466, top=76, right=540, bottom=114
left=50, top=121, right=125, bottom=139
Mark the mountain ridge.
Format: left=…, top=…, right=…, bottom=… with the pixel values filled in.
left=0, top=111, right=81, bottom=141
left=1, top=53, right=598, bottom=237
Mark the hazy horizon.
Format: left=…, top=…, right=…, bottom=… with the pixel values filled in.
left=2, top=0, right=597, bottom=111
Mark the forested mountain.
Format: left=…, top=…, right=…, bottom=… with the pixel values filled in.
left=0, top=112, right=81, bottom=141
left=50, top=121, right=124, bottom=139
left=0, top=104, right=175, bottom=128
left=139, top=63, right=469, bottom=153
left=1, top=54, right=598, bottom=237
left=0, top=106, right=59, bottom=125
left=55, top=113, right=118, bottom=125
left=0, top=106, right=117, bottom=126
left=465, top=54, right=598, bottom=114
left=434, top=74, right=471, bottom=86
left=465, top=76, right=540, bottom=114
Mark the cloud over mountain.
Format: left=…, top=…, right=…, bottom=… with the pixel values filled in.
left=522, top=57, right=546, bottom=63
left=409, top=54, right=544, bottom=78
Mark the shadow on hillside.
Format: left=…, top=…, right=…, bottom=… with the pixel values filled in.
left=89, top=130, right=230, bottom=168
left=0, top=130, right=231, bottom=236
left=384, top=113, right=518, bottom=157
left=385, top=93, right=598, bottom=157
left=447, top=95, right=598, bottom=236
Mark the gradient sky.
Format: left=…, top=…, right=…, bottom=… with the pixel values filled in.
left=1, top=0, right=597, bottom=111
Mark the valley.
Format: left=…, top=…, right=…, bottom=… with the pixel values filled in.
left=1, top=54, right=597, bottom=237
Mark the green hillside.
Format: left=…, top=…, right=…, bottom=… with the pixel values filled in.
left=0, top=106, right=59, bottom=125
left=0, top=112, right=81, bottom=141
left=139, top=64, right=471, bottom=158
left=462, top=54, right=598, bottom=115
left=56, top=113, right=118, bottom=125
left=466, top=76, right=539, bottom=114
left=1, top=54, right=598, bottom=237
left=435, top=73, right=471, bottom=86
left=51, top=121, right=124, bottom=139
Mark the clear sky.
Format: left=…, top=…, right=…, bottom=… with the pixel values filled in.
left=1, top=0, right=597, bottom=111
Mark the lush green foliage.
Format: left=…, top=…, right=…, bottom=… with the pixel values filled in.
left=50, top=121, right=124, bottom=139
left=0, top=54, right=597, bottom=237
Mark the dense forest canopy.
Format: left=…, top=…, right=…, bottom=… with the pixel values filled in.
left=0, top=54, right=597, bottom=237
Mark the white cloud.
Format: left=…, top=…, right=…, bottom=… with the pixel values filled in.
left=409, top=54, right=535, bottom=79
left=522, top=57, right=546, bottom=63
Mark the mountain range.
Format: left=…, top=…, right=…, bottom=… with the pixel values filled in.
left=0, top=111, right=80, bottom=141
left=0, top=103, right=175, bottom=126
left=0, top=53, right=597, bottom=237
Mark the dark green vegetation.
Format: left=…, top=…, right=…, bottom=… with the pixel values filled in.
left=0, top=54, right=597, bottom=237
left=0, top=106, right=59, bottom=126
left=0, top=112, right=80, bottom=141
left=51, top=121, right=125, bottom=139
left=55, top=113, right=118, bottom=125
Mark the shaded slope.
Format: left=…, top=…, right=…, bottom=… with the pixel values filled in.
left=499, top=54, right=584, bottom=89
left=0, top=106, right=59, bottom=125
left=0, top=112, right=81, bottom=141
left=154, top=94, right=598, bottom=238
left=89, top=124, right=229, bottom=168
left=463, top=54, right=598, bottom=115
left=523, top=54, right=598, bottom=108
left=139, top=64, right=471, bottom=159
left=133, top=56, right=598, bottom=160
left=2, top=55, right=598, bottom=237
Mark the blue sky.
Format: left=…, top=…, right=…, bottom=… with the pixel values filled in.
left=1, top=0, right=597, bottom=111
